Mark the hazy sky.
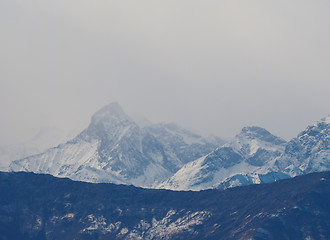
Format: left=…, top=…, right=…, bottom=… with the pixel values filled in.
left=1, top=0, right=330, bottom=146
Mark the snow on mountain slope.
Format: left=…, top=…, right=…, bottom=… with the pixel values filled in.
left=273, top=115, right=330, bottom=177
left=7, top=105, right=330, bottom=191
left=212, top=116, right=330, bottom=190
left=9, top=103, right=223, bottom=187
left=161, top=116, right=330, bottom=191
left=159, top=126, right=286, bottom=190
left=145, top=123, right=224, bottom=168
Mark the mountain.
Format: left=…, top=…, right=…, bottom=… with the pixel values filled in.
left=160, top=126, right=287, bottom=190
left=161, top=116, right=330, bottom=191
left=1, top=171, right=330, bottom=239
left=145, top=122, right=224, bottom=166
left=8, top=102, right=329, bottom=192
left=216, top=116, right=330, bottom=190
left=9, top=103, right=223, bottom=187
left=274, top=116, right=330, bottom=177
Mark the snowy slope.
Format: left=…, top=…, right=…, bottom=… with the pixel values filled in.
left=9, top=103, right=223, bottom=187
left=145, top=123, right=224, bottom=170
left=161, top=116, right=330, bottom=191
left=215, top=116, right=330, bottom=190
left=273, top=115, right=330, bottom=177
left=159, top=126, right=287, bottom=190
left=10, top=102, right=329, bottom=191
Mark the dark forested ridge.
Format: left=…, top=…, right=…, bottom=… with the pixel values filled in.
left=1, top=171, right=330, bottom=239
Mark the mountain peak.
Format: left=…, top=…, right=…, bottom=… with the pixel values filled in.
left=78, top=102, right=136, bottom=142
left=241, top=126, right=269, bottom=135
left=297, top=115, right=330, bottom=139
left=90, top=102, right=130, bottom=124
left=238, top=126, right=285, bottom=144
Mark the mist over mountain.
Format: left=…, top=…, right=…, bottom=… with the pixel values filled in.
left=9, top=103, right=224, bottom=188
left=0, top=126, right=72, bottom=170
left=2, top=1, right=330, bottom=239
left=7, top=103, right=330, bottom=192
left=3, top=104, right=330, bottom=240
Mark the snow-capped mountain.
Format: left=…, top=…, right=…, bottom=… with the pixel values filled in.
left=215, top=116, right=330, bottom=190
left=9, top=103, right=223, bottom=187
left=161, top=116, right=330, bottom=191
left=159, top=126, right=287, bottom=190
left=8, top=101, right=329, bottom=191
left=145, top=123, right=224, bottom=167
left=274, top=116, right=330, bottom=176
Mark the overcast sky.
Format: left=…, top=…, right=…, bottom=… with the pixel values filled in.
left=1, top=0, right=330, bottom=146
